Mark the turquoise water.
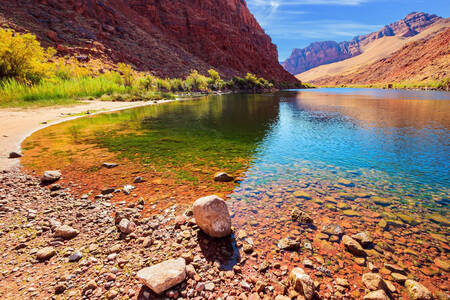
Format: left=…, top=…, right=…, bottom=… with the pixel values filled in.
left=233, top=89, right=449, bottom=203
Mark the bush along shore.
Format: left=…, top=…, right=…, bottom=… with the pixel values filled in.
left=0, top=29, right=305, bottom=107
left=0, top=168, right=441, bottom=300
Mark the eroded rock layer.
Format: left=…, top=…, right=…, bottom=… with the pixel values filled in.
left=0, top=0, right=297, bottom=82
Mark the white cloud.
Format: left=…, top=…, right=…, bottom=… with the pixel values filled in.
left=268, top=20, right=382, bottom=39
left=246, top=0, right=379, bottom=40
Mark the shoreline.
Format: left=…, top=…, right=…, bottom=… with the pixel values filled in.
left=0, top=99, right=175, bottom=171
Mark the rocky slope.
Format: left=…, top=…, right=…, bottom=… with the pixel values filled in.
left=0, top=0, right=297, bottom=83
left=308, top=28, right=450, bottom=87
left=282, top=12, right=442, bottom=75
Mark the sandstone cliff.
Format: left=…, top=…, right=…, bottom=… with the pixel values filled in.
left=282, top=12, right=441, bottom=75
left=0, top=0, right=297, bottom=83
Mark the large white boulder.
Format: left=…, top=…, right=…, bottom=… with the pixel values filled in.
left=136, top=258, right=186, bottom=294
left=193, top=195, right=231, bottom=238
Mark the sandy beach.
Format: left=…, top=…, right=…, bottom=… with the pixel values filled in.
left=0, top=100, right=172, bottom=171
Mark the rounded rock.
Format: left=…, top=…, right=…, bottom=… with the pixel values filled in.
left=193, top=195, right=231, bottom=238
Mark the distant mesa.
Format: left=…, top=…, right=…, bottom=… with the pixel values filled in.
left=282, top=12, right=443, bottom=75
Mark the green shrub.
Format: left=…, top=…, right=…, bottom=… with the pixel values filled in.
left=207, top=69, right=224, bottom=90
left=156, top=78, right=171, bottom=92
left=137, top=75, right=155, bottom=91
left=117, top=63, right=136, bottom=87
left=185, top=70, right=208, bottom=92
left=168, top=78, right=184, bottom=92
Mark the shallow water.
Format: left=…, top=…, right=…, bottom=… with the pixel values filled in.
left=23, top=88, right=450, bottom=296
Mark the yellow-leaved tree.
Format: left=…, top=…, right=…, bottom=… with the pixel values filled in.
left=0, top=29, right=56, bottom=84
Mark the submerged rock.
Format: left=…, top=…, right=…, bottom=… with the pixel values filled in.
left=102, top=162, right=118, bottom=168
left=372, top=197, right=391, bottom=206
left=434, top=258, right=450, bottom=272
left=133, top=176, right=145, bottom=183
left=293, top=191, right=312, bottom=200
left=405, top=280, right=433, bottom=300
left=278, top=238, right=301, bottom=251
left=123, top=185, right=135, bottom=195
left=136, top=258, right=186, bottom=294
left=342, top=235, right=365, bottom=256
left=337, top=179, right=354, bottom=187
left=290, top=267, right=315, bottom=300
left=321, top=223, right=343, bottom=236
left=291, top=207, right=313, bottom=224
left=351, top=231, right=374, bottom=248
left=193, top=195, right=231, bottom=238
left=101, top=188, right=115, bottom=195
left=41, top=170, right=61, bottom=183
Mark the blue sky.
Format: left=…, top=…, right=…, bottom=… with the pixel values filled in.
left=246, top=0, right=450, bottom=61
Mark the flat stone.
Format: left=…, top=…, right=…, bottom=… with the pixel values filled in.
left=384, top=263, right=406, bottom=274
left=391, top=272, right=407, bottom=283
left=54, top=225, right=79, bottom=239
left=136, top=258, right=186, bottom=294
left=193, top=195, right=231, bottom=238
left=36, top=247, right=56, bottom=261
left=405, top=279, right=433, bottom=300
left=342, top=235, right=365, bottom=256
left=41, top=171, right=61, bottom=183
left=290, top=267, right=315, bottom=300
left=363, top=290, right=389, bottom=300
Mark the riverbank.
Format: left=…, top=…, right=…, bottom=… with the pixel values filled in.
left=1, top=90, right=448, bottom=299
left=0, top=168, right=251, bottom=299
left=0, top=99, right=173, bottom=171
